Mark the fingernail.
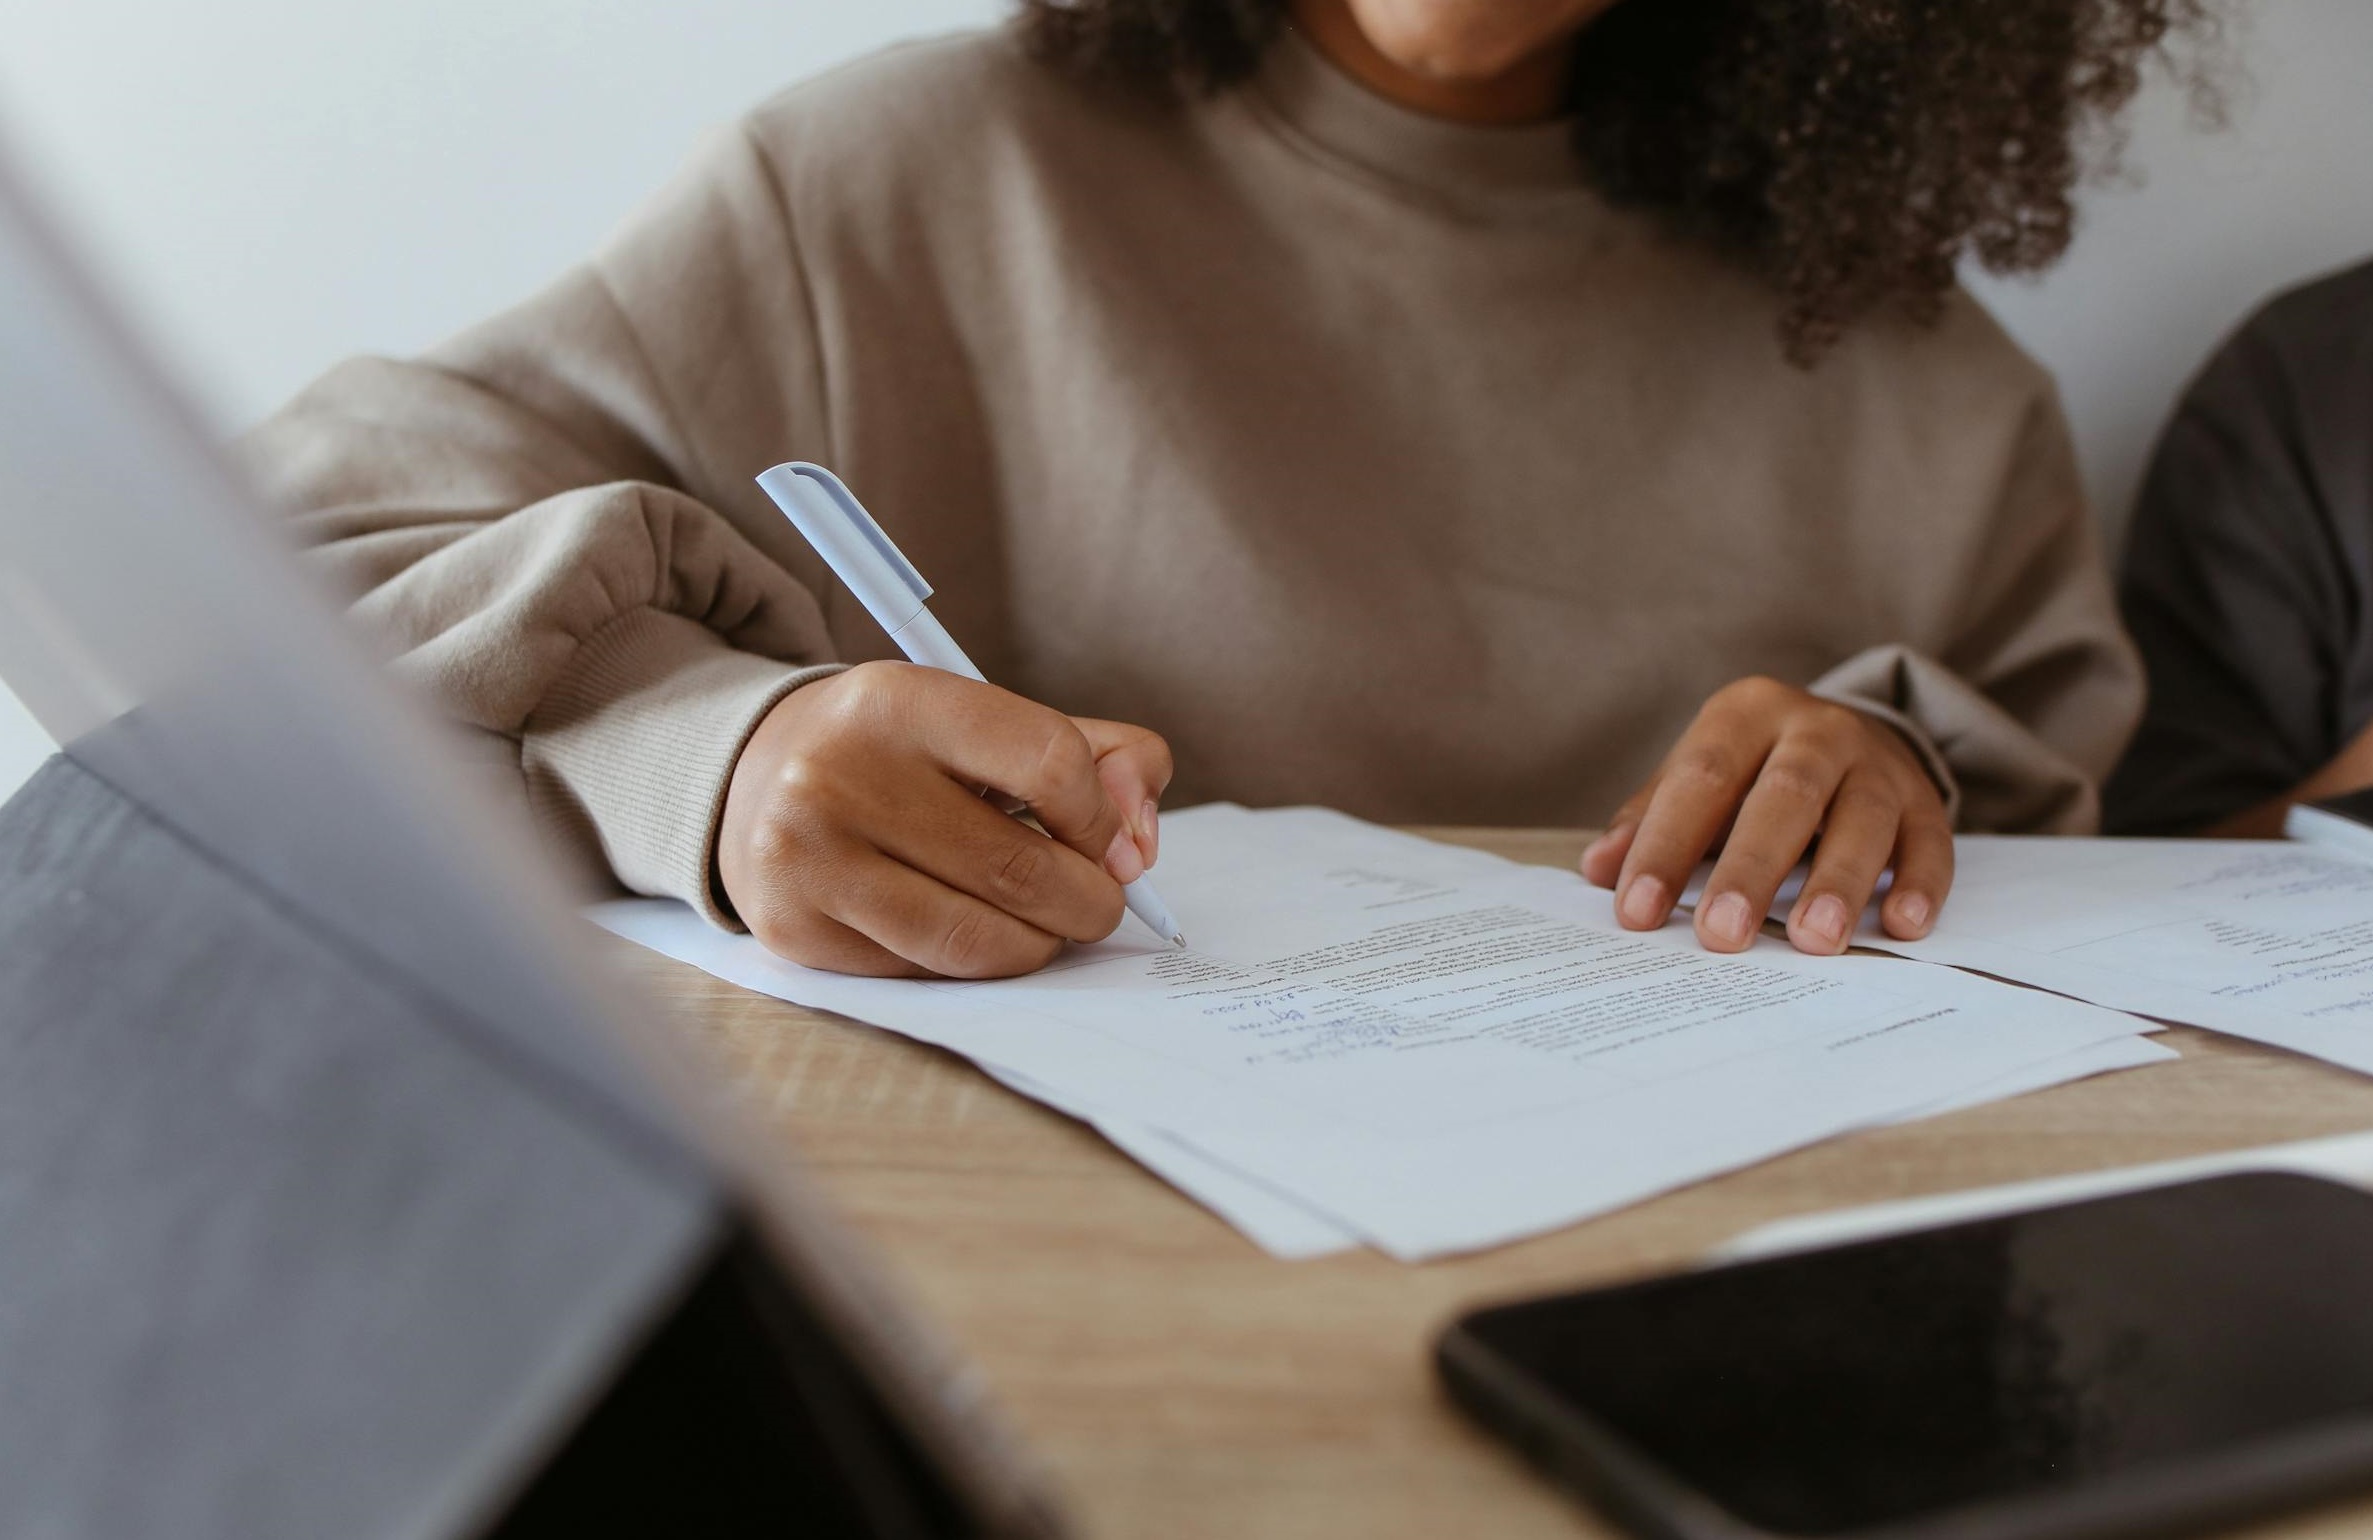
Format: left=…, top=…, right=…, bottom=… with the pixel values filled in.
left=1619, top=875, right=1668, bottom=929
left=1702, top=891, right=1753, bottom=949
left=1799, top=893, right=1850, bottom=952
left=1139, top=800, right=1160, bottom=865
left=1894, top=892, right=1932, bottom=935
left=1105, top=825, right=1145, bottom=884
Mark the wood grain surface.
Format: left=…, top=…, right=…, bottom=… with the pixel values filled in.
left=602, top=826, right=2373, bottom=1539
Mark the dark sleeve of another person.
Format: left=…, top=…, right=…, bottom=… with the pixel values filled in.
left=2103, top=258, right=2373, bottom=835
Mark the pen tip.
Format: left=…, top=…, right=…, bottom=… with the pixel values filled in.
left=1170, top=932, right=1188, bottom=948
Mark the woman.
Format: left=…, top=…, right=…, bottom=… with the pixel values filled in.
left=246, top=0, right=2204, bottom=977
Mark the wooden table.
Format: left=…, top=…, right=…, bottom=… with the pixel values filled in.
left=606, top=827, right=2373, bottom=1539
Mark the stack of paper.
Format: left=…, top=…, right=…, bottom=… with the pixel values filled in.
left=1851, top=837, right=2373, bottom=1076
left=597, top=807, right=2167, bottom=1260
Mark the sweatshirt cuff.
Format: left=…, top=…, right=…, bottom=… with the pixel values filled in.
left=1809, top=644, right=2099, bottom=834
left=520, top=607, right=843, bottom=927
left=1809, top=677, right=1965, bottom=830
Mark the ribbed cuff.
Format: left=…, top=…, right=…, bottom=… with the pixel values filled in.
left=1808, top=643, right=2107, bottom=834
left=521, top=607, right=842, bottom=927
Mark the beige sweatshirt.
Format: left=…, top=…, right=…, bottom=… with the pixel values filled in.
left=243, top=25, right=2144, bottom=928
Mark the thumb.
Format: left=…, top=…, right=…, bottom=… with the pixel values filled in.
left=1073, top=717, right=1173, bottom=871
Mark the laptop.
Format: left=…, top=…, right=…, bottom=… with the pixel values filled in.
left=0, top=134, right=1061, bottom=1539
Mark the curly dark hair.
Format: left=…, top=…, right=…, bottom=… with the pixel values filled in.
left=1016, top=0, right=2221, bottom=361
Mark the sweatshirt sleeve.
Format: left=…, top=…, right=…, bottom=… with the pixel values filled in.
left=1808, top=385, right=2145, bottom=834
left=2102, top=292, right=2370, bottom=835
left=241, top=122, right=842, bottom=924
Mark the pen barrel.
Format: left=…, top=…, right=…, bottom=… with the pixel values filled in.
left=1122, top=877, right=1184, bottom=947
left=887, top=608, right=986, bottom=682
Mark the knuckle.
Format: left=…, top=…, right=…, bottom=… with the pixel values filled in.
left=832, top=659, right=907, bottom=716
left=1809, top=838, right=1890, bottom=892
left=1813, top=854, right=1887, bottom=896
left=768, top=750, right=832, bottom=805
left=1665, top=747, right=1739, bottom=797
left=737, top=796, right=848, bottom=893
left=829, top=660, right=942, bottom=742
left=991, top=839, right=1048, bottom=906
left=748, top=906, right=839, bottom=969
left=1799, top=703, right=1868, bottom=753
left=1896, top=767, right=1948, bottom=813
left=939, top=906, right=1063, bottom=977
left=935, top=906, right=1048, bottom=980
left=737, top=791, right=803, bottom=860
left=1829, top=776, right=1902, bottom=822
left=1025, top=716, right=1095, bottom=798
left=1895, top=789, right=1951, bottom=836
left=934, top=906, right=1003, bottom=978
left=1755, top=757, right=1832, bottom=806
left=767, top=758, right=859, bottom=833
left=1711, top=846, right=1792, bottom=893
left=1718, top=675, right=1790, bottom=714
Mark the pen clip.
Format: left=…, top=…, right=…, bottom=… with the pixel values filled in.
left=757, top=461, right=932, bottom=626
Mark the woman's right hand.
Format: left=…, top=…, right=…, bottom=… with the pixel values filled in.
left=717, top=661, right=1170, bottom=978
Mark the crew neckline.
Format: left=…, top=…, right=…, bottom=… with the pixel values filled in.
left=1243, top=23, right=1592, bottom=211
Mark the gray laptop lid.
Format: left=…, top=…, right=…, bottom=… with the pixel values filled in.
left=0, top=140, right=1058, bottom=1540
left=0, top=158, right=676, bottom=1136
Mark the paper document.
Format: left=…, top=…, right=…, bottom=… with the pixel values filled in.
left=1718, top=1129, right=2373, bottom=1263
left=961, top=1068, right=1357, bottom=1259
left=1824, top=838, right=2373, bottom=1078
left=598, top=808, right=2166, bottom=1260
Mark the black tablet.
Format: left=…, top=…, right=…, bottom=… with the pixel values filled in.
left=1439, top=1173, right=2373, bottom=1540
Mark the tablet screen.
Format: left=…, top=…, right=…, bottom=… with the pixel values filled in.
left=1455, top=1173, right=2373, bottom=1535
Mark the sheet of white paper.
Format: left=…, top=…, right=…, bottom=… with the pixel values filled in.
left=977, top=1066, right=1356, bottom=1259
left=1673, top=860, right=2176, bottom=1117
left=591, top=894, right=1355, bottom=1258
left=1841, top=838, right=2373, bottom=1076
left=1887, top=1033, right=2174, bottom=1120
left=598, top=807, right=2163, bottom=1260
left=1718, top=1128, right=2373, bottom=1263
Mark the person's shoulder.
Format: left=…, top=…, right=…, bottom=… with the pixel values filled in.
left=2237, top=255, right=2373, bottom=354
left=2118, top=261, right=2373, bottom=563
left=736, top=27, right=1163, bottom=194
left=1927, top=285, right=2059, bottom=402
left=2197, top=254, right=2373, bottom=405
left=1818, top=282, right=2062, bottom=438
left=2134, top=254, right=2373, bottom=498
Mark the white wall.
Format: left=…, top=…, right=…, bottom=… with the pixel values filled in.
left=1966, top=0, right=2373, bottom=548
left=0, top=0, right=1004, bottom=797
left=1, top=0, right=2369, bottom=802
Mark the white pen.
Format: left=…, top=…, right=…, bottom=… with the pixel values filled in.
left=756, top=461, right=1186, bottom=948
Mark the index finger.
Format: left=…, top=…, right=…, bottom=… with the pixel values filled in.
left=1074, top=716, right=1174, bottom=870
left=1615, top=733, right=1768, bottom=932
left=907, top=670, right=1140, bottom=883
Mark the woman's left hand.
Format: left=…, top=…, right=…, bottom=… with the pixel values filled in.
left=1579, top=676, right=1953, bottom=955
